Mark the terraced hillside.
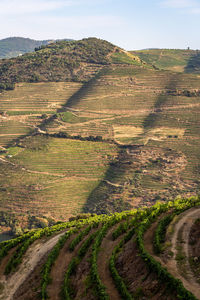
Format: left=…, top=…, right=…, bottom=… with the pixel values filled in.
left=0, top=197, right=199, bottom=300
left=44, top=64, right=200, bottom=214
left=131, top=49, right=200, bottom=73
left=0, top=38, right=146, bottom=233
left=0, top=38, right=200, bottom=235
left=0, top=82, right=82, bottom=147
left=0, top=136, right=118, bottom=233
left=0, top=38, right=143, bottom=90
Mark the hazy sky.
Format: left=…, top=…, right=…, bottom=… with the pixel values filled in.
left=0, top=0, right=200, bottom=50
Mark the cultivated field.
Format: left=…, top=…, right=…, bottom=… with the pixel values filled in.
left=0, top=197, right=199, bottom=300
left=0, top=40, right=200, bottom=233
left=0, top=136, right=118, bottom=227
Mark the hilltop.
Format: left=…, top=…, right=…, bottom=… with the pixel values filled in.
left=0, top=38, right=143, bottom=90
left=131, top=48, right=200, bottom=73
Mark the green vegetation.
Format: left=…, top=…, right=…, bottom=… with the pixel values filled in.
left=62, top=230, right=98, bottom=299
left=0, top=39, right=200, bottom=300
left=109, top=227, right=135, bottom=300
left=4, top=219, right=82, bottom=275
left=0, top=136, right=118, bottom=232
left=153, top=214, right=174, bottom=254
left=0, top=38, right=200, bottom=237
left=41, top=228, right=78, bottom=300
left=0, top=38, right=135, bottom=86
left=111, top=51, right=143, bottom=66
left=69, top=223, right=97, bottom=252
left=136, top=197, right=200, bottom=300
left=0, top=37, right=53, bottom=59
left=56, top=111, right=90, bottom=124
left=41, top=214, right=105, bottom=299
left=0, top=230, right=36, bottom=264
left=0, top=197, right=199, bottom=299
left=131, top=49, right=200, bottom=73
left=90, top=217, right=120, bottom=299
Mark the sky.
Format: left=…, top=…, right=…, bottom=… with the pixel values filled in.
left=0, top=0, right=200, bottom=50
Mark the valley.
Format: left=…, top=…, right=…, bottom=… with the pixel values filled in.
left=0, top=41, right=200, bottom=232
left=0, top=37, right=200, bottom=299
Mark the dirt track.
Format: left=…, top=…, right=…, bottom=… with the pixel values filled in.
left=97, top=224, right=122, bottom=300
left=166, top=207, right=200, bottom=299
left=144, top=207, right=200, bottom=299
left=0, top=231, right=66, bottom=300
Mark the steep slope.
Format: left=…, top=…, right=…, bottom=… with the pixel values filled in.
left=0, top=38, right=200, bottom=234
left=0, top=38, right=143, bottom=89
left=0, top=38, right=145, bottom=233
left=0, top=197, right=199, bottom=300
left=43, top=64, right=200, bottom=214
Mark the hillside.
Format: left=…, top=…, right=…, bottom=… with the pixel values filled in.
left=0, top=38, right=200, bottom=235
left=43, top=64, right=200, bottom=214
left=0, top=38, right=200, bottom=298
left=0, top=197, right=199, bottom=299
left=0, top=38, right=143, bottom=90
left=0, top=38, right=146, bottom=233
left=131, top=49, right=200, bottom=73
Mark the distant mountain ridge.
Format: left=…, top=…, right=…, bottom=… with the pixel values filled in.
left=0, top=37, right=73, bottom=59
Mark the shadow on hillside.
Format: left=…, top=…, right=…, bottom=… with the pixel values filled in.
left=143, top=74, right=180, bottom=129
left=38, top=67, right=109, bottom=131
left=65, top=68, right=108, bottom=108
left=184, top=51, right=200, bottom=74
left=5, top=67, right=108, bottom=147
left=82, top=146, right=133, bottom=215
left=83, top=73, right=183, bottom=215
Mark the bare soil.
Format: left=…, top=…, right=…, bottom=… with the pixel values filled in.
left=116, top=238, right=177, bottom=299
left=0, top=247, right=18, bottom=278
left=13, top=254, right=48, bottom=300
left=0, top=231, right=66, bottom=300
left=46, top=233, right=77, bottom=300
left=144, top=207, right=200, bottom=299
left=70, top=248, right=96, bottom=300
left=97, top=223, right=123, bottom=300
left=188, top=218, right=200, bottom=283
left=189, top=219, right=200, bottom=258
left=165, top=207, right=200, bottom=299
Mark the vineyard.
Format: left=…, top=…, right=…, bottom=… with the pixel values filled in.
left=0, top=37, right=200, bottom=243
left=131, top=49, right=200, bottom=73
left=0, top=196, right=199, bottom=299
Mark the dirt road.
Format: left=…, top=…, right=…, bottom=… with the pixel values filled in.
left=0, top=231, right=66, bottom=300
left=166, top=207, right=200, bottom=299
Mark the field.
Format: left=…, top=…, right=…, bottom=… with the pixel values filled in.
left=131, top=49, right=200, bottom=73
left=0, top=136, right=118, bottom=228
left=0, top=39, right=200, bottom=234
left=43, top=64, right=200, bottom=214
left=0, top=82, right=82, bottom=147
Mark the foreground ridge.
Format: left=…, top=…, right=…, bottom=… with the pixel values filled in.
left=0, top=196, right=199, bottom=299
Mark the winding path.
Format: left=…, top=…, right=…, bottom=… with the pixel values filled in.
left=0, top=231, right=66, bottom=300
left=166, top=207, right=200, bottom=299
left=145, top=207, right=200, bottom=300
